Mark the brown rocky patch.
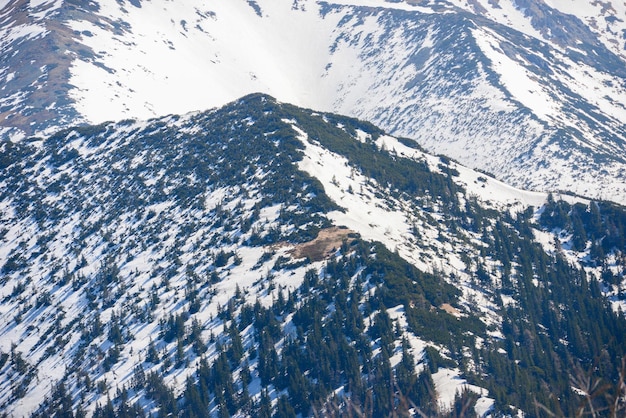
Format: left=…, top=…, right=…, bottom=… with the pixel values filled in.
left=290, top=226, right=358, bottom=262
left=440, top=303, right=461, bottom=317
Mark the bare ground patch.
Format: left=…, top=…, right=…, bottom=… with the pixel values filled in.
left=440, top=303, right=461, bottom=317
left=289, top=227, right=358, bottom=262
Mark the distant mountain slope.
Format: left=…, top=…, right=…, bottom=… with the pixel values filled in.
left=1, top=94, right=625, bottom=417
left=1, top=0, right=626, bottom=204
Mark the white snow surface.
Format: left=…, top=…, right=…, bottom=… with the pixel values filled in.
left=473, top=26, right=560, bottom=122
left=433, top=368, right=493, bottom=416
left=67, top=0, right=344, bottom=123
left=450, top=0, right=626, bottom=61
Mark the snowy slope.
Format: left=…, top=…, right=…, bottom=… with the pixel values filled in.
left=1, top=95, right=625, bottom=417
left=66, top=0, right=343, bottom=123
left=450, top=0, right=626, bottom=62
left=1, top=0, right=626, bottom=203
left=0, top=94, right=506, bottom=416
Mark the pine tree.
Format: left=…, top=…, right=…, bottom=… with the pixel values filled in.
left=183, top=376, right=208, bottom=418
left=146, top=338, right=159, bottom=364
left=227, top=322, right=244, bottom=364
left=396, top=337, right=418, bottom=403
left=258, top=388, right=272, bottom=418
left=274, top=395, right=296, bottom=418
left=372, top=348, right=393, bottom=417
left=258, top=330, right=279, bottom=386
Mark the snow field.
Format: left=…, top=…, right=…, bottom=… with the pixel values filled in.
left=67, top=0, right=346, bottom=124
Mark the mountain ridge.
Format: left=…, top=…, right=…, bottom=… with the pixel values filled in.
left=1, top=94, right=626, bottom=417
left=2, top=0, right=626, bottom=204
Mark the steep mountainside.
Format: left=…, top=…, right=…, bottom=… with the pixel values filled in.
left=1, top=0, right=626, bottom=203
left=1, top=95, right=625, bottom=417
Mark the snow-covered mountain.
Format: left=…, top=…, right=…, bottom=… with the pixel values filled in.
left=2, top=0, right=626, bottom=204
left=1, top=94, right=625, bottom=417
